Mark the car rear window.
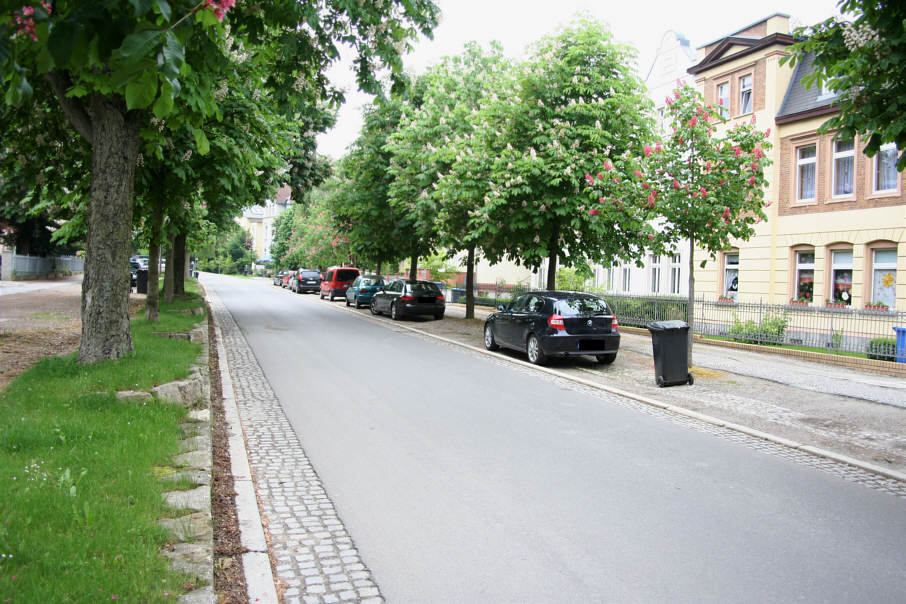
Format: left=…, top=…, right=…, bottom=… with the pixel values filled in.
left=410, top=282, right=440, bottom=295
left=554, top=297, right=611, bottom=316
left=301, top=271, right=320, bottom=278
left=336, top=269, right=358, bottom=281
left=361, top=277, right=381, bottom=286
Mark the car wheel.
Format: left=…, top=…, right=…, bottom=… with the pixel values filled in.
left=595, top=352, right=617, bottom=365
left=484, top=324, right=500, bottom=351
left=390, top=302, right=400, bottom=321
left=319, top=291, right=325, bottom=299
left=354, top=296, right=362, bottom=309
left=345, top=295, right=351, bottom=307
left=370, top=299, right=380, bottom=315
left=434, top=311, right=444, bottom=320
left=526, top=334, right=546, bottom=365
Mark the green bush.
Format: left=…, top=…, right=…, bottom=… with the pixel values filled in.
left=728, top=312, right=788, bottom=345
left=866, top=337, right=896, bottom=361
left=607, top=296, right=687, bottom=328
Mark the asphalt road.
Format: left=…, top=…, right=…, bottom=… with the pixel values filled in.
left=211, top=276, right=906, bottom=603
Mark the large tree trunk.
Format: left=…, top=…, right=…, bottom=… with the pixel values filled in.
left=77, top=96, right=140, bottom=363
left=173, top=232, right=186, bottom=296
left=465, top=245, right=475, bottom=319
left=145, top=199, right=164, bottom=322
left=409, top=251, right=418, bottom=281
left=163, top=233, right=175, bottom=303
left=545, top=226, right=559, bottom=290
left=686, top=238, right=695, bottom=368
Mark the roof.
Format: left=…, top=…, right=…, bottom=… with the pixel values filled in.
left=688, top=33, right=795, bottom=75
left=697, top=13, right=790, bottom=49
left=775, top=52, right=840, bottom=124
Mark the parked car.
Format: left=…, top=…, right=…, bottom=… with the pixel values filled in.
left=370, top=279, right=445, bottom=320
left=320, top=267, right=360, bottom=300
left=483, top=291, right=620, bottom=365
left=345, top=275, right=385, bottom=308
left=129, top=260, right=141, bottom=289
left=281, top=270, right=296, bottom=288
left=291, top=269, right=322, bottom=294
left=273, top=270, right=288, bottom=286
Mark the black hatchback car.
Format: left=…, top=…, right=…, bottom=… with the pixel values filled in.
left=370, top=279, right=445, bottom=320
left=291, top=269, right=322, bottom=294
left=483, top=291, right=620, bottom=365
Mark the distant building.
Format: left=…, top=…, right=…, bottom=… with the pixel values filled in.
left=236, top=185, right=292, bottom=263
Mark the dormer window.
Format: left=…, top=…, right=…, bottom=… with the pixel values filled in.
left=739, top=75, right=753, bottom=114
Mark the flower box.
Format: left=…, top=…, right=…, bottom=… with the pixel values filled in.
left=864, top=304, right=890, bottom=311
left=788, top=300, right=809, bottom=307
left=717, top=297, right=735, bottom=304
left=825, top=302, right=849, bottom=309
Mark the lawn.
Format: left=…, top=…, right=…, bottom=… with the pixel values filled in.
left=0, top=285, right=206, bottom=602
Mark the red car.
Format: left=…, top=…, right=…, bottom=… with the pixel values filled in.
left=281, top=270, right=296, bottom=288
left=319, top=266, right=360, bottom=300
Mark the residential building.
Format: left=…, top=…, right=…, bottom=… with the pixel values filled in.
left=236, top=185, right=292, bottom=263
left=688, top=13, right=904, bottom=309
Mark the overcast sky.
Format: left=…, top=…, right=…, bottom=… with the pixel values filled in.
left=316, top=0, right=841, bottom=160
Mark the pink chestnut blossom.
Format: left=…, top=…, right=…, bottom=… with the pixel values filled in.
left=633, top=169, right=644, bottom=179
left=672, top=179, right=680, bottom=190
left=643, top=145, right=653, bottom=158
left=589, top=209, right=600, bottom=215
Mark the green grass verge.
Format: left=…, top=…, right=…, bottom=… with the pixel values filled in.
left=0, top=289, right=206, bottom=602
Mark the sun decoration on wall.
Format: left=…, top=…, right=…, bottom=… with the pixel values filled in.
left=882, top=273, right=895, bottom=288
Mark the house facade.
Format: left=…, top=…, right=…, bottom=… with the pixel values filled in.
left=236, top=185, right=292, bottom=263
left=688, top=13, right=904, bottom=310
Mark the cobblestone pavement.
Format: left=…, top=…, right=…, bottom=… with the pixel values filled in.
left=208, top=290, right=383, bottom=604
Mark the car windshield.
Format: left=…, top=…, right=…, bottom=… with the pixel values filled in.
left=336, top=269, right=358, bottom=281
left=301, top=271, right=320, bottom=278
left=410, top=282, right=440, bottom=295
left=554, top=297, right=611, bottom=316
left=361, top=277, right=381, bottom=286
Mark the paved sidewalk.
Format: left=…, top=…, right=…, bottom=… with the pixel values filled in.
left=0, top=275, right=82, bottom=296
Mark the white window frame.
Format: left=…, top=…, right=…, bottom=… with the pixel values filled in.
left=670, top=254, right=682, bottom=295
left=870, top=249, right=897, bottom=307
left=716, top=81, right=729, bottom=119
left=739, top=74, right=753, bottom=114
left=794, top=251, right=815, bottom=302
left=797, top=144, right=817, bottom=201
left=724, top=253, right=739, bottom=300
left=873, top=142, right=899, bottom=193
left=622, top=267, right=631, bottom=292
left=832, top=138, right=855, bottom=198
left=830, top=249, right=854, bottom=305
left=650, top=255, right=661, bottom=294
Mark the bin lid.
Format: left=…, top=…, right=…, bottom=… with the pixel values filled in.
left=647, top=320, right=689, bottom=331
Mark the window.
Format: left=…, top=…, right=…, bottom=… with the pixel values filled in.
left=830, top=250, right=853, bottom=305
left=716, top=82, right=729, bottom=119
left=724, top=253, right=739, bottom=300
left=622, top=267, right=631, bottom=292
left=797, top=145, right=817, bottom=201
left=874, top=143, right=899, bottom=193
left=739, top=75, right=752, bottom=114
left=670, top=254, right=682, bottom=294
left=871, top=249, right=897, bottom=308
left=650, top=255, right=661, bottom=293
left=794, top=251, right=815, bottom=302
left=832, top=139, right=855, bottom=197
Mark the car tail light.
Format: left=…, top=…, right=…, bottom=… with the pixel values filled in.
left=436, top=295, right=445, bottom=301
left=611, top=316, right=619, bottom=330
left=400, top=295, right=415, bottom=301
left=548, top=314, right=565, bottom=330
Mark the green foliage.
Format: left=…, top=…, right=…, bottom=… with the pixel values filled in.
left=784, top=1, right=906, bottom=168
left=866, top=337, right=896, bottom=361
left=195, top=224, right=254, bottom=274
left=555, top=265, right=593, bottom=291
left=728, top=312, right=788, bottom=345
left=0, top=295, right=205, bottom=601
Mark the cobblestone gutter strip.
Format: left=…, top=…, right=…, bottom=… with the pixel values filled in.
left=338, top=304, right=906, bottom=499
left=207, top=289, right=384, bottom=604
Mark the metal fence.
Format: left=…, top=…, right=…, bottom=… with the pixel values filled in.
left=454, top=284, right=904, bottom=361
left=7, top=254, right=84, bottom=277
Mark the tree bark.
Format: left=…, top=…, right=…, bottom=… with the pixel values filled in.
left=77, top=95, right=140, bottom=363
left=145, top=199, right=164, bottom=322
left=465, top=245, right=475, bottom=319
left=173, top=232, right=186, bottom=296
left=545, top=226, right=559, bottom=290
left=163, top=233, right=175, bottom=303
left=686, top=237, right=695, bottom=369
left=409, top=251, right=418, bottom=281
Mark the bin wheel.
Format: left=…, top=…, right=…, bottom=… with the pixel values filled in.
left=687, top=373, right=694, bottom=385
left=656, top=376, right=665, bottom=387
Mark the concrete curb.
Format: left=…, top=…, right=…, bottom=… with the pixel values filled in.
left=333, top=300, right=906, bottom=486
left=213, top=315, right=279, bottom=603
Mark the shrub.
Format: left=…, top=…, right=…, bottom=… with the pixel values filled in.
left=866, top=337, right=896, bottom=361
left=729, top=312, right=787, bottom=345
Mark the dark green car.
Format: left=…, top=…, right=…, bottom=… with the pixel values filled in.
left=345, top=275, right=386, bottom=308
